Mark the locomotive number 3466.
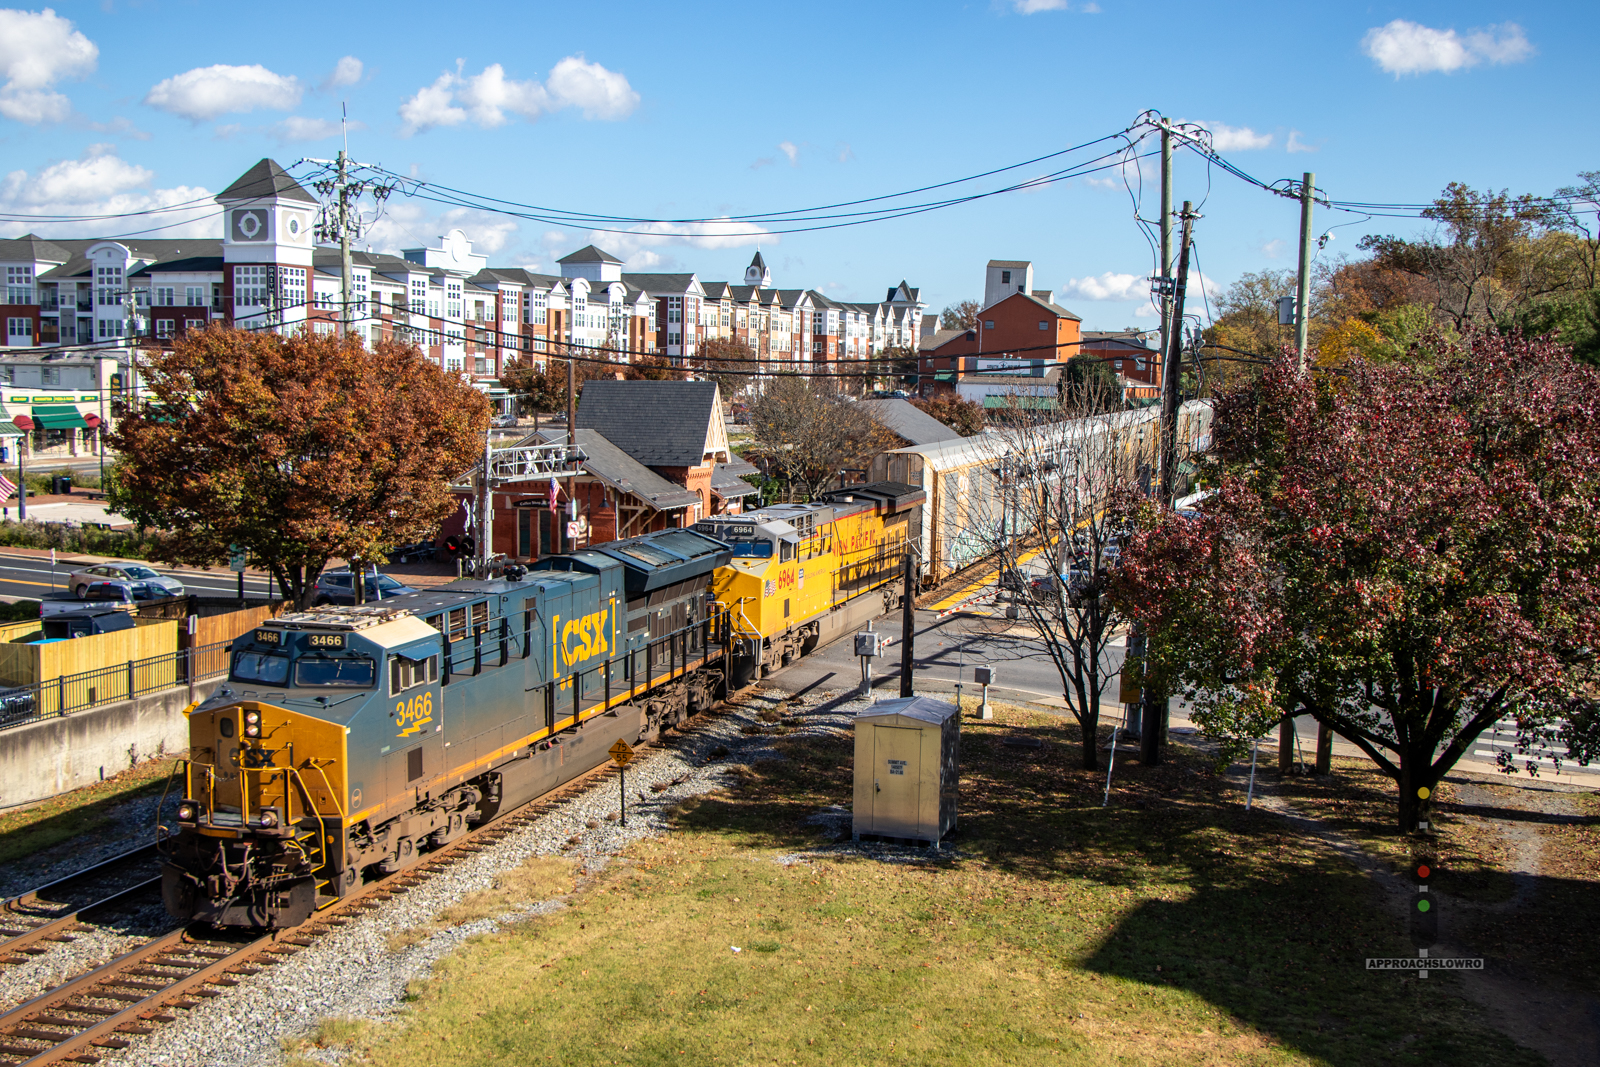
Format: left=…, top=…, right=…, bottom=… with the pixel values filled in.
left=395, top=692, right=434, bottom=737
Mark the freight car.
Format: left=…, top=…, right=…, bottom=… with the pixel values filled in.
left=160, top=528, right=733, bottom=928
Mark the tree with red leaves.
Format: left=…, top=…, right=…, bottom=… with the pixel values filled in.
left=109, top=327, right=489, bottom=608
left=1115, top=330, right=1600, bottom=829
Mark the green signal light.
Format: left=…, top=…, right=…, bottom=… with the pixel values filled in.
left=1416, top=899, right=1431, bottom=913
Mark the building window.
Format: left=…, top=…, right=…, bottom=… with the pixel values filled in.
left=528, top=290, right=547, bottom=325
left=666, top=297, right=681, bottom=324
left=279, top=267, right=307, bottom=314
left=153, top=287, right=174, bottom=306
left=984, top=320, right=994, bottom=329
left=186, top=286, right=205, bottom=307
left=185, top=318, right=206, bottom=332
left=234, top=266, right=266, bottom=309
left=5, top=317, right=32, bottom=343
left=410, top=278, right=427, bottom=314
left=1039, top=321, right=1048, bottom=331
left=96, top=265, right=123, bottom=307
left=1114, top=359, right=1123, bottom=370
left=156, top=320, right=175, bottom=339
left=1000, top=270, right=1010, bottom=283
left=5, top=266, right=34, bottom=305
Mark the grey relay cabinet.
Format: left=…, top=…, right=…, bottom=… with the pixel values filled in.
left=852, top=696, right=960, bottom=845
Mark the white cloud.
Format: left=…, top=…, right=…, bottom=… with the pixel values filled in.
left=0, top=144, right=215, bottom=238
left=1062, top=272, right=1149, bottom=302
left=1362, top=19, right=1534, bottom=76
left=0, top=7, right=98, bottom=125
left=398, top=72, right=465, bottom=135
left=1195, top=121, right=1273, bottom=151
left=361, top=199, right=521, bottom=259
left=1014, top=0, right=1069, bottom=11
left=580, top=218, right=772, bottom=267
left=1286, top=129, right=1316, bottom=153
left=323, top=56, right=363, bottom=90
left=778, top=141, right=798, bottom=165
left=1261, top=238, right=1286, bottom=259
left=544, top=56, right=639, bottom=120
left=836, top=142, right=854, bottom=163
left=273, top=116, right=361, bottom=142
left=1084, top=175, right=1118, bottom=190
left=400, top=55, right=637, bottom=136
left=144, top=64, right=302, bottom=121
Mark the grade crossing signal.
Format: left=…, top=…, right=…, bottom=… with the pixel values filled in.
left=1409, top=859, right=1437, bottom=948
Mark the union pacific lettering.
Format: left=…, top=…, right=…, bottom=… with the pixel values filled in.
left=837, top=524, right=882, bottom=554
left=560, top=608, right=610, bottom=671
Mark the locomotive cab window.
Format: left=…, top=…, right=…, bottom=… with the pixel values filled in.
left=779, top=540, right=794, bottom=562
left=231, top=650, right=289, bottom=685
left=389, top=653, right=438, bottom=696
left=727, top=538, right=773, bottom=558
left=294, top=653, right=376, bottom=688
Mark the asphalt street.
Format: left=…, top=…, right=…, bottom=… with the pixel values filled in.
left=0, top=551, right=276, bottom=603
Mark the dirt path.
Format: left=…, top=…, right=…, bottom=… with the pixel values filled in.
left=1241, top=766, right=1600, bottom=1067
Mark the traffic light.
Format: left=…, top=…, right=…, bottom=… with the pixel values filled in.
left=1409, top=859, right=1437, bottom=948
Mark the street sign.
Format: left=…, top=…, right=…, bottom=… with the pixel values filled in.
left=228, top=544, right=248, bottom=572
left=609, top=739, right=634, bottom=766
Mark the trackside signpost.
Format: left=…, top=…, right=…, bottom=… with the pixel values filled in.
left=610, top=739, right=634, bottom=827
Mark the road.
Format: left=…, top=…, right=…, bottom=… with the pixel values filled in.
left=0, top=551, right=276, bottom=603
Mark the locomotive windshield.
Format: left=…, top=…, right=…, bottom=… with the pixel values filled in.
left=231, top=650, right=289, bottom=685
left=727, top=539, right=774, bottom=558
left=294, top=654, right=376, bottom=688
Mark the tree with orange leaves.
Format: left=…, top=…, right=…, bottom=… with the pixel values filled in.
left=108, top=326, right=489, bottom=607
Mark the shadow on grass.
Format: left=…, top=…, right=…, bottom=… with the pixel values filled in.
left=679, top=710, right=1561, bottom=1066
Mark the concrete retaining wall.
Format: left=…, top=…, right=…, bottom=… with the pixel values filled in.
left=0, top=679, right=223, bottom=809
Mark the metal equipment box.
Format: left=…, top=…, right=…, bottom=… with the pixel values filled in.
left=852, top=696, right=960, bottom=845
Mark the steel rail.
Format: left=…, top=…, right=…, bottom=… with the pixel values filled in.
left=0, top=846, right=163, bottom=966
left=0, top=670, right=737, bottom=1066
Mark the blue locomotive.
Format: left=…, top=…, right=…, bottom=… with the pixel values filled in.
left=160, top=529, right=733, bottom=928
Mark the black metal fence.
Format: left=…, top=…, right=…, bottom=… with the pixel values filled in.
left=0, top=640, right=232, bottom=733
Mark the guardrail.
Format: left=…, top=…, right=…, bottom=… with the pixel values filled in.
left=0, top=640, right=232, bottom=732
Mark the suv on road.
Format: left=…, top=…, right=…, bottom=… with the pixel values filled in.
left=68, top=562, right=184, bottom=600
left=312, top=571, right=418, bottom=606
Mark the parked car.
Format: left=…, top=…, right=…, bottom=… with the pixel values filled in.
left=0, top=687, right=36, bottom=727
left=312, top=571, right=419, bottom=606
left=491, top=413, right=520, bottom=429
left=386, top=539, right=436, bottom=565
left=1030, top=566, right=1097, bottom=607
left=40, top=609, right=140, bottom=640
left=68, top=562, right=184, bottom=600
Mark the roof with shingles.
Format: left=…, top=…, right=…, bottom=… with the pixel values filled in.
left=576, top=379, right=723, bottom=467
left=532, top=428, right=701, bottom=510
left=217, top=158, right=318, bottom=204
left=0, top=235, right=72, bottom=264
left=857, top=398, right=965, bottom=446
left=711, top=457, right=760, bottom=497
left=558, top=245, right=623, bottom=264
left=619, top=273, right=701, bottom=295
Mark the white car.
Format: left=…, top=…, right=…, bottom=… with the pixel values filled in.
left=67, top=562, right=185, bottom=600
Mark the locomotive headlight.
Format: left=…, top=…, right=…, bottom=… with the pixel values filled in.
left=176, top=800, right=201, bottom=822
left=258, top=807, right=280, bottom=829
left=244, top=723, right=260, bottom=737
left=244, top=711, right=260, bottom=724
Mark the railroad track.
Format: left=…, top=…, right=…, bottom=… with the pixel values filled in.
left=0, top=708, right=715, bottom=1066
left=0, top=847, right=164, bottom=971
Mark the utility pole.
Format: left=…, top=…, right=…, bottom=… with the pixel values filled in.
left=337, top=148, right=354, bottom=340
left=565, top=355, right=577, bottom=553
left=307, top=121, right=394, bottom=344
left=1294, top=172, right=1315, bottom=373
left=1142, top=199, right=1197, bottom=768
left=1159, top=124, right=1174, bottom=387
left=899, top=551, right=915, bottom=698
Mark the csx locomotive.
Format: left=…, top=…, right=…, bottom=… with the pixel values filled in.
left=160, top=483, right=923, bottom=928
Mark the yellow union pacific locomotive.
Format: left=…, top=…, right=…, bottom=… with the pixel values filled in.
left=161, top=483, right=923, bottom=929
left=696, top=482, right=925, bottom=687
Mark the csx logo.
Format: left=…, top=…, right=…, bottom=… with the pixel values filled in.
left=561, top=609, right=609, bottom=668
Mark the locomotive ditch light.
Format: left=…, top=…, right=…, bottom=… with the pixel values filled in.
left=176, top=799, right=202, bottom=822
left=244, top=723, right=261, bottom=737
left=258, top=806, right=281, bottom=829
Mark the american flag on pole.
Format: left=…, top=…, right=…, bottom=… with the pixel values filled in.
left=0, top=474, right=15, bottom=504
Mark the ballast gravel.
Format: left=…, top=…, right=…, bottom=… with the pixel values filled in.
left=89, top=685, right=886, bottom=1067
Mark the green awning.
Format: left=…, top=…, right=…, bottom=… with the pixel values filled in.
left=982, top=395, right=1058, bottom=410
left=32, top=405, right=88, bottom=430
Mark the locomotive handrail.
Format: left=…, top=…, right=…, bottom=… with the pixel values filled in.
left=304, top=758, right=346, bottom=821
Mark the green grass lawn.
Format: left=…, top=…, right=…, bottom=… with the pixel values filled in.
left=334, top=707, right=1546, bottom=1067
left=0, top=759, right=175, bottom=869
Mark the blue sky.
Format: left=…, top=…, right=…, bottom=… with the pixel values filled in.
left=1, top=1, right=1593, bottom=329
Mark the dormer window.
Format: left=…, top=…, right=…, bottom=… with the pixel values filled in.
left=1000, top=270, right=1011, bottom=283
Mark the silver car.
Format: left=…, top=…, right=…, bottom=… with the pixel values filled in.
left=68, top=561, right=185, bottom=600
